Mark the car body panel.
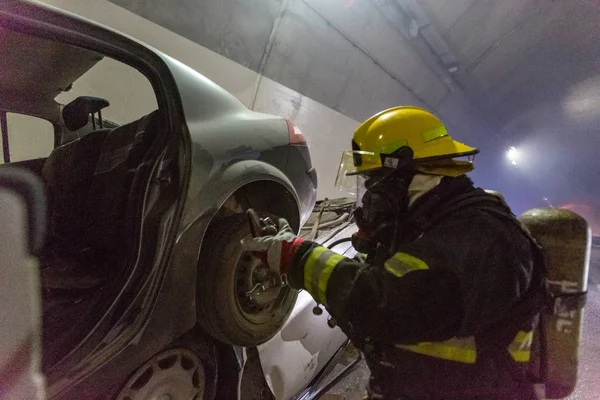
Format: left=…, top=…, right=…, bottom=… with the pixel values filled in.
left=257, top=290, right=347, bottom=400
left=161, top=158, right=309, bottom=339
left=161, top=53, right=314, bottom=226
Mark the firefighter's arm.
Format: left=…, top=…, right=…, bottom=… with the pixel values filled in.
left=288, top=241, right=464, bottom=345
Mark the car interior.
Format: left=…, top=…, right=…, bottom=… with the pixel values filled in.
left=0, top=27, right=165, bottom=369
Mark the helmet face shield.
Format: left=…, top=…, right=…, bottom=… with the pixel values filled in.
left=335, top=150, right=401, bottom=194
left=334, top=151, right=373, bottom=194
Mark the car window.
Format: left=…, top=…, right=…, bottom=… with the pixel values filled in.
left=0, top=112, right=55, bottom=164
left=55, top=57, right=158, bottom=127
left=0, top=28, right=159, bottom=165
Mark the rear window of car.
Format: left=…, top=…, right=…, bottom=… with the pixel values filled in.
left=0, top=112, right=55, bottom=163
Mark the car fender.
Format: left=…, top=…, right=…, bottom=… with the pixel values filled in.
left=182, top=155, right=300, bottom=231
left=159, top=158, right=301, bottom=336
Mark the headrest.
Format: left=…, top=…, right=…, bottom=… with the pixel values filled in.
left=62, top=96, right=109, bottom=131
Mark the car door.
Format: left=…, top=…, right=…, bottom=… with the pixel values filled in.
left=0, top=167, right=47, bottom=400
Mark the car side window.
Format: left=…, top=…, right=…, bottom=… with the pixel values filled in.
left=55, top=57, right=158, bottom=128
left=0, top=112, right=55, bottom=164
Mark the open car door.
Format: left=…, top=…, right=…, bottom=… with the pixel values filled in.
left=0, top=167, right=47, bottom=400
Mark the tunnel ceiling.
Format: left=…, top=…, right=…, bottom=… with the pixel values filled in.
left=418, top=0, right=600, bottom=210
left=109, top=0, right=492, bottom=148
left=420, top=0, right=600, bottom=131
left=111, top=0, right=600, bottom=212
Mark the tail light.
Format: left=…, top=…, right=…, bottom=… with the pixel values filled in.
left=286, top=119, right=307, bottom=145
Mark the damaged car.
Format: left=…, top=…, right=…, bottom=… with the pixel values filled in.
left=0, top=1, right=356, bottom=399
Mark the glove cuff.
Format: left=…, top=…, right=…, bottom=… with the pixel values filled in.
left=280, top=237, right=304, bottom=275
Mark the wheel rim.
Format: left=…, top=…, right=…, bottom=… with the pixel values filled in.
left=235, top=251, right=289, bottom=324
left=117, top=348, right=205, bottom=400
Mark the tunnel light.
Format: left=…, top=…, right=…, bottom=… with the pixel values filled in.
left=506, top=146, right=519, bottom=166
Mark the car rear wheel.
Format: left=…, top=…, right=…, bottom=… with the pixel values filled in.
left=116, top=348, right=206, bottom=400
left=196, top=212, right=298, bottom=346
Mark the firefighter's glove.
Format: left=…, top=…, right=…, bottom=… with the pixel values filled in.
left=241, top=218, right=304, bottom=276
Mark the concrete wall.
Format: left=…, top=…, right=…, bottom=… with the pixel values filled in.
left=1, top=113, right=54, bottom=163
left=417, top=0, right=600, bottom=211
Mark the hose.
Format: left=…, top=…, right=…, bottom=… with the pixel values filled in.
left=307, top=198, right=328, bottom=241
left=327, top=237, right=352, bottom=250
left=318, top=219, right=354, bottom=247
left=300, top=213, right=350, bottom=230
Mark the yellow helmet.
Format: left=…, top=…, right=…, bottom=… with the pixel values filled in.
left=335, top=106, right=478, bottom=192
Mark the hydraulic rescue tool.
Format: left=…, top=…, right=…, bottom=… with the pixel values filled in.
left=245, top=209, right=288, bottom=301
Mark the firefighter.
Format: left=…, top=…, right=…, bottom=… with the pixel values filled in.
left=242, top=106, right=544, bottom=400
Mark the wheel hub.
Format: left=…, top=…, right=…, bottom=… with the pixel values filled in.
left=236, top=252, right=285, bottom=319
left=117, top=348, right=205, bottom=400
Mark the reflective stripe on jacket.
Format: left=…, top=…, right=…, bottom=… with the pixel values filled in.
left=303, top=246, right=344, bottom=306
left=396, top=329, right=533, bottom=364
left=300, top=246, right=534, bottom=365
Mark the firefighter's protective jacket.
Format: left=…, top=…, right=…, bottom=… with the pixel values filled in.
left=288, top=176, right=542, bottom=400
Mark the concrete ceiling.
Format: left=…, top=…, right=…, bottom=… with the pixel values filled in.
left=417, top=0, right=600, bottom=212
left=111, top=0, right=600, bottom=214
left=420, top=0, right=600, bottom=128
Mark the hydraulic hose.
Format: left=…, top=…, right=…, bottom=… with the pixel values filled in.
left=327, top=237, right=352, bottom=250
left=301, top=213, right=350, bottom=231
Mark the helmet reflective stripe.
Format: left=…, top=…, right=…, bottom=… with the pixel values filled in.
left=422, top=125, right=448, bottom=143
left=378, top=138, right=409, bottom=156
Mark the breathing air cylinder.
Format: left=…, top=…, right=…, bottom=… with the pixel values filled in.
left=518, top=208, right=590, bottom=399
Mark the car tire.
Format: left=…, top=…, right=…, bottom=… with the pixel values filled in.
left=196, top=212, right=298, bottom=346
left=115, top=328, right=218, bottom=400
